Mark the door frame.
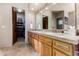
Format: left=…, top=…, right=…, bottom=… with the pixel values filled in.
left=12, top=7, right=17, bottom=45
left=12, top=7, right=26, bottom=45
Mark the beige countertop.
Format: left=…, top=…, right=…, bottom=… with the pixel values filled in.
left=29, top=30, right=79, bottom=45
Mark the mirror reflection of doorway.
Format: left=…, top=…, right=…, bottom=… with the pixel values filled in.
left=43, top=16, right=48, bottom=29
left=56, top=18, right=63, bottom=29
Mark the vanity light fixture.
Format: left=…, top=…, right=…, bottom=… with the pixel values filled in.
left=45, top=7, right=48, bottom=10
left=1, top=25, right=5, bottom=29
left=53, top=3, right=56, bottom=5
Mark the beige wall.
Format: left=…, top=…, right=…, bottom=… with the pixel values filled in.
left=0, top=3, right=35, bottom=47
left=68, top=12, right=75, bottom=26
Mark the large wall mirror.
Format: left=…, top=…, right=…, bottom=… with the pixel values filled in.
left=36, top=3, right=76, bottom=33
left=76, top=3, right=79, bottom=35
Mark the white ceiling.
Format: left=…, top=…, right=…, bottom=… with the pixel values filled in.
left=11, top=3, right=51, bottom=13
left=27, top=3, right=50, bottom=13
left=16, top=3, right=75, bottom=13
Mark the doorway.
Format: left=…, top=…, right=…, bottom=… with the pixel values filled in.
left=56, top=18, right=63, bottom=29
left=12, top=7, right=25, bottom=45
left=43, top=16, right=48, bottom=29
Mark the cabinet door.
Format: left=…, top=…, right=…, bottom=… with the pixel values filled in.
left=28, top=32, right=32, bottom=45
left=31, top=38, right=35, bottom=49
left=34, top=39, right=39, bottom=52
left=28, top=36, right=32, bottom=45
left=38, top=42, right=45, bottom=56
left=42, top=44, right=52, bottom=56
left=29, top=37, right=32, bottom=45
left=39, top=41, right=42, bottom=55
left=41, top=43, right=45, bottom=56
left=44, top=44, right=52, bottom=56
left=37, top=40, right=39, bottom=53
left=53, top=48, right=67, bottom=56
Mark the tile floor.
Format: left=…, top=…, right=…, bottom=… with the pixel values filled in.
left=0, top=42, right=39, bottom=56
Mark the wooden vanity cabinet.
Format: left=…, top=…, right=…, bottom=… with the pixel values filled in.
left=28, top=32, right=75, bottom=56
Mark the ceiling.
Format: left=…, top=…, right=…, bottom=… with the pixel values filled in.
left=28, top=3, right=48, bottom=12
left=16, top=3, right=75, bottom=14
left=16, top=3, right=51, bottom=13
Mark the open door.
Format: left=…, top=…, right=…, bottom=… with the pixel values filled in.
left=12, top=7, right=17, bottom=45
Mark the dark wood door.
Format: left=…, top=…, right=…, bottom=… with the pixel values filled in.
left=12, top=7, right=17, bottom=45
left=43, top=16, right=48, bottom=29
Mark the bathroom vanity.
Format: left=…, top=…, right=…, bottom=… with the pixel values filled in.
left=28, top=30, right=79, bottom=56
left=27, top=3, right=78, bottom=56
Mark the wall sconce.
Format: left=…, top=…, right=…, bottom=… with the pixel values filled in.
left=1, top=25, right=5, bottom=29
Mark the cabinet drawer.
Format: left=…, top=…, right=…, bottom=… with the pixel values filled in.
left=53, top=40, right=74, bottom=55
left=45, top=37, right=52, bottom=46
left=39, top=35, right=52, bottom=46
left=34, top=34, right=39, bottom=40
left=39, top=35, right=45, bottom=43
left=31, top=33, right=35, bottom=38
